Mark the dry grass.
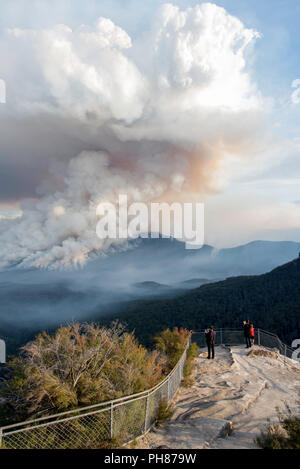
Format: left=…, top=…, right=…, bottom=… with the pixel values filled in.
left=248, top=347, right=280, bottom=360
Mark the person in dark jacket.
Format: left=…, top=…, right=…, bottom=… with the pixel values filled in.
left=243, top=320, right=251, bottom=348
left=205, top=326, right=216, bottom=359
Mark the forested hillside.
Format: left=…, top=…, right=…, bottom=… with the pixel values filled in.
left=100, top=257, right=300, bottom=345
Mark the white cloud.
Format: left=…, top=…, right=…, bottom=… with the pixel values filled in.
left=0, top=3, right=263, bottom=268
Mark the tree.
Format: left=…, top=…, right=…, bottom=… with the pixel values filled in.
left=0, top=322, right=165, bottom=421
left=256, top=403, right=300, bottom=449
left=154, top=327, right=190, bottom=369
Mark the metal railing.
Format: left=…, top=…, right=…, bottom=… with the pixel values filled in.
left=192, top=328, right=299, bottom=363
left=0, top=328, right=298, bottom=449
left=0, top=340, right=190, bottom=449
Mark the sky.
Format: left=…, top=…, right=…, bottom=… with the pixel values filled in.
left=0, top=0, right=300, bottom=268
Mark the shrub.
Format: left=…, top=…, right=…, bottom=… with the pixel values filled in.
left=154, top=327, right=190, bottom=370
left=0, top=322, right=165, bottom=422
left=256, top=403, right=300, bottom=449
left=183, top=342, right=199, bottom=387
left=156, top=398, right=174, bottom=426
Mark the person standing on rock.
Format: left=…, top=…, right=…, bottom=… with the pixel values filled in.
left=205, top=326, right=216, bottom=359
left=250, top=324, right=255, bottom=346
left=243, top=320, right=251, bottom=348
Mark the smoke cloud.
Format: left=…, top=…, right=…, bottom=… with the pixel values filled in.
left=0, top=3, right=263, bottom=269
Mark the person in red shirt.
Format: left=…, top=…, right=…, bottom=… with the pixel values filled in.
left=250, top=324, right=255, bottom=346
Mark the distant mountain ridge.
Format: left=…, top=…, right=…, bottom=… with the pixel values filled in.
left=103, top=238, right=300, bottom=281
left=100, top=256, right=300, bottom=346
left=1, top=239, right=300, bottom=355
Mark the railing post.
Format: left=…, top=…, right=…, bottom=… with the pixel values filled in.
left=0, top=427, right=2, bottom=448
left=284, top=344, right=287, bottom=365
left=220, top=328, right=223, bottom=345
left=181, top=353, right=185, bottom=379
left=110, top=402, right=114, bottom=440
left=167, top=376, right=170, bottom=403
left=144, top=392, right=150, bottom=433
left=257, top=329, right=261, bottom=346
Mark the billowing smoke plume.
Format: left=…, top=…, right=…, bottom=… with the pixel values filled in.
left=0, top=3, right=263, bottom=269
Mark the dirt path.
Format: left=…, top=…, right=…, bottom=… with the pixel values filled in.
left=136, top=345, right=300, bottom=449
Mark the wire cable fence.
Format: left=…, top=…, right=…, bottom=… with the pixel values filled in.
left=1, top=329, right=298, bottom=449
left=0, top=340, right=190, bottom=449
left=192, top=328, right=300, bottom=365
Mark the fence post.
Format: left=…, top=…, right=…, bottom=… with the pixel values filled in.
left=144, top=392, right=150, bottom=433
left=257, top=329, right=261, bottom=346
left=284, top=344, right=287, bottom=365
left=220, top=328, right=223, bottom=346
left=167, top=376, right=170, bottom=403
left=110, top=402, right=114, bottom=440
left=181, top=353, right=185, bottom=379
left=0, top=427, right=2, bottom=448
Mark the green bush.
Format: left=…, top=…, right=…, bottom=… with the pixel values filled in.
left=256, top=403, right=300, bottom=449
left=156, top=398, right=174, bottom=426
left=154, top=327, right=190, bottom=370
left=183, top=342, right=199, bottom=387
left=0, top=324, right=192, bottom=449
left=0, top=322, right=165, bottom=423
